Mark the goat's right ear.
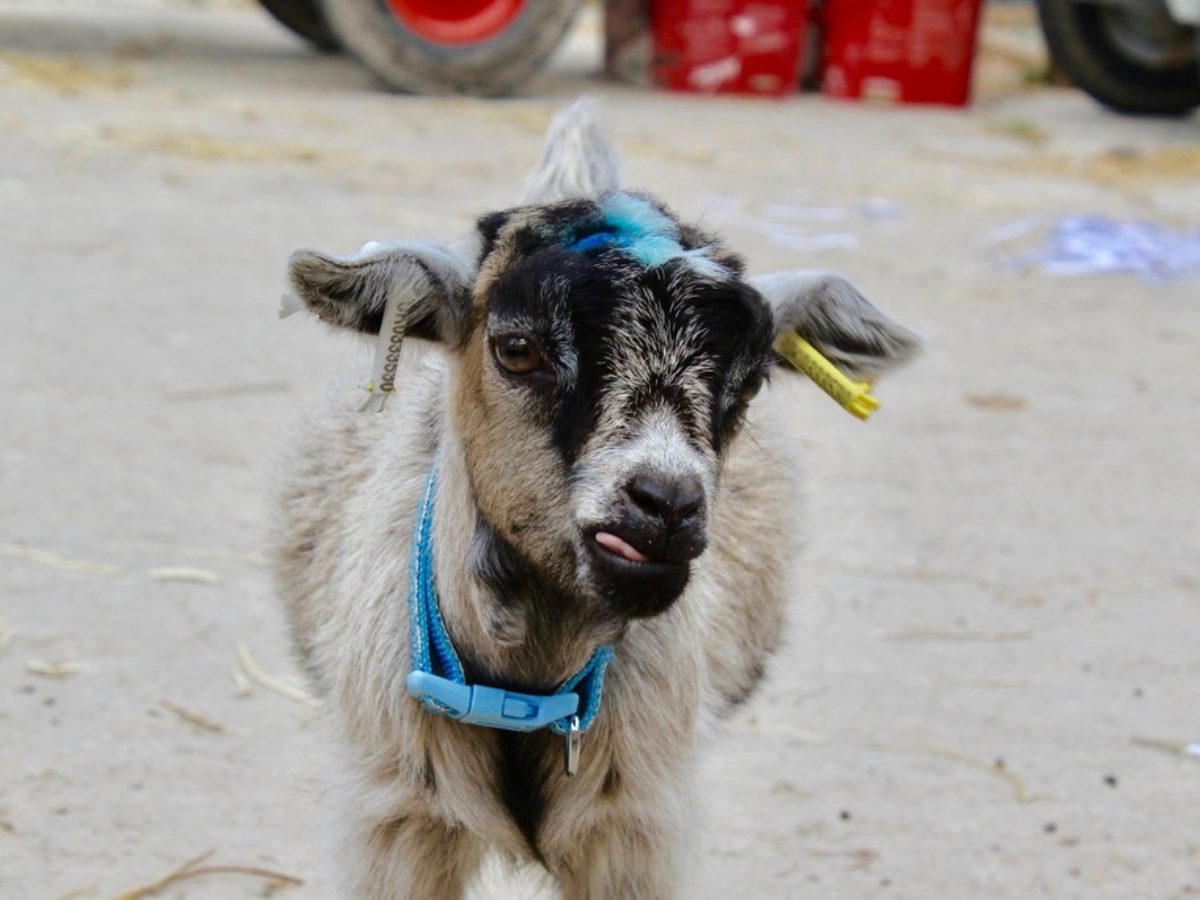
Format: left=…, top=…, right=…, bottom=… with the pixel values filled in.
left=751, top=270, right=920, bottom=380
left=285, top=240, right=475, bottom=348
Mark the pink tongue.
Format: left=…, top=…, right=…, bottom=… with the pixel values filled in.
left=595, top=531, right=650, bottom=564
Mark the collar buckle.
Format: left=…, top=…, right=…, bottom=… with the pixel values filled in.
left=405, top=671, right=580, bottom=733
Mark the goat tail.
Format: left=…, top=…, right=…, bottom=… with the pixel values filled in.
left=522, top=98, right=622, bottom=204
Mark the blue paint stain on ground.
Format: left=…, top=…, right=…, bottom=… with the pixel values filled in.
left=1000, top=214, right=1200, bottom=282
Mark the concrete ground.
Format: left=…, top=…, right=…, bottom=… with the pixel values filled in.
left=1, top=2, right=1198, bottom=898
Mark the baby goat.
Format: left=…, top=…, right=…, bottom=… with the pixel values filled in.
left=274, top=102, right=917, bottom=898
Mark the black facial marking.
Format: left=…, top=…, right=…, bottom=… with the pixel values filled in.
left=477, top=198, right=777, bottom=461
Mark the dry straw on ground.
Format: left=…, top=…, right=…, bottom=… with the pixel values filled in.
left=111, top=849, right=302, bottom=900
left=3, top=543, right=121, bottom=576
left=26, top=659, right=83, bottom=678
left=160, top=700, right=225, bottom=734
left=235, top=641, right=321, bottom=707
left=149, top=567, right=221, bottom=585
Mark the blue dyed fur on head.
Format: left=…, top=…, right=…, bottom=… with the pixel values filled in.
left=566, top=193, right=727, bottom=280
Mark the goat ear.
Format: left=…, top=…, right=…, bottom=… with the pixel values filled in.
left=285, top=240, right=474, bottom=348
left=751, top=271, right=921, bottom=380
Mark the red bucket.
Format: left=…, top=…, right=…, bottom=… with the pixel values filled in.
left=652, top=1, right=810, bottom=96
left=821, top=0, right=985, bottom=106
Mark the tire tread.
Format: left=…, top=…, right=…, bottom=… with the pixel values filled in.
left=1035, top=0, right=1200, bottom=115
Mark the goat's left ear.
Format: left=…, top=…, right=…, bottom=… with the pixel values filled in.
left=285, top=239, right=475, bottom=349
left=751, top=271, right=921, bottom=380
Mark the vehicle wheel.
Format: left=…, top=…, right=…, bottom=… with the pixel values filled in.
left=320, top=0, right=582, bottom=96
left=259, top=0, right=340, bottom=52
left=1035, top=0, right=1200, bottom=115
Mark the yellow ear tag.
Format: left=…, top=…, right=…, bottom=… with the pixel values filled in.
left=774, top=331, right=880, bottom=421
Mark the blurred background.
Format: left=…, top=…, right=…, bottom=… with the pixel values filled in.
left=1, top=0, right=1197, bottom=897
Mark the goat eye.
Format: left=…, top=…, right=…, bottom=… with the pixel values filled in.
left=493, top=335, right=544, bottom=375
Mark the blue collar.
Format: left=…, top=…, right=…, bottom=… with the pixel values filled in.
left=403, top=466, right=614, bottom=736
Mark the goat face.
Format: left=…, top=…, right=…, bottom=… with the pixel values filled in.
left=286, top=192, right=916, bottom=623
left=458, top=194, right=776, bottom=619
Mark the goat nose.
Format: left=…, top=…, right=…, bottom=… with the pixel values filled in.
left=625, top=473, right=705, bottom=528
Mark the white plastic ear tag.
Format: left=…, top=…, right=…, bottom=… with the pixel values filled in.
left=278, top=291, right=303, bottom=320
left=279, top=239, right=407, bottom=412
left=358, top=288, right=406, bottom=413
left=356, top=237, right=406, bottom=412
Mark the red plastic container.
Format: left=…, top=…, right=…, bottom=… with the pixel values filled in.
left=652, top=1, right=810, bottom=96
left=821, top=0, right=985, bottom=106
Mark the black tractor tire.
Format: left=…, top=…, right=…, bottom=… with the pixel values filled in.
left=319, top=0, right=582, bottom=96
left=1035, top=0, right=1200, bottom=115
left=259, top=0, right=340, bottom=52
